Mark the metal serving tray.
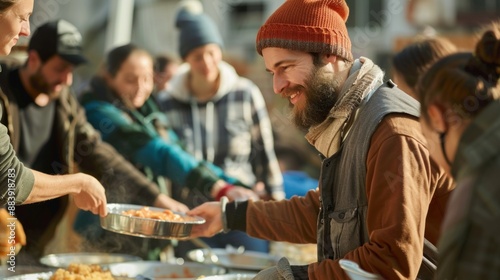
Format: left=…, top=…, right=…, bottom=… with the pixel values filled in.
left=107, top=260, right=226, bottom=279
left=187, top=248, right=280, bottom=271
left=0, top=266, right=54, bottom=279
left=200, top=274, right=257, bottom=280
left=100, top=203, right=205, bottom=240
left=39, top=252, right=142, bottom=268
left=4, top=273, right=137, bottom=280
left=4, top=272, right=54, bottom=280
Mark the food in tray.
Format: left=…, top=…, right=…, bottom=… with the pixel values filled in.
left=43, top=262, right=205, bottom=279
left=121, top=207, right=197, bottom=222
left=105, top=261, right=223, bottom=280
left=49, top=263, right=114, bottom=280
left=101, top=204, right=204, bottom=239
left=156, top=267, right=197, bottom=278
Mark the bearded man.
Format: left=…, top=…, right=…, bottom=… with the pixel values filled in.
left=186, top=0, right=455, bottom=279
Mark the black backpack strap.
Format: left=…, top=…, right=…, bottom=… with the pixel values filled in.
left=417, top=238, right=438, bottom=280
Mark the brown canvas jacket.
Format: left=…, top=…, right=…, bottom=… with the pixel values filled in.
left=245, top=86, right=454, bottom=279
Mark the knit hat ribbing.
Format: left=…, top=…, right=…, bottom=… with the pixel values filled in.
left=175, top=0, right=224, bottom=59
left=256, top=0, right=353, bottom=62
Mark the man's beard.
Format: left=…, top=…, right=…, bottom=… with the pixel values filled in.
left=288, top=65, right=342, bottom=130
left=29, top=68, right=57, bottom=98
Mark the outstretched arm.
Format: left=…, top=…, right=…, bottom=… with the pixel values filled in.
left=0, top=124, right=34, bottom=206
left=25, top=171, right=107, bottom=217
left=84, top=100, right=257, bottom=201
left=0, top=123, right=107, bottom=216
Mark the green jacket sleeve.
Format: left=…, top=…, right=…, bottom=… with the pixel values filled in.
left=82, top=99, right=243, bottom=196
left=0, top=124, right=34, bottom=205
left=63, top=93, right=160, bottom=205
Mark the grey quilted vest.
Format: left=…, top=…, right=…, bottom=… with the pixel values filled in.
left=317, top=80, right=420, bottom=260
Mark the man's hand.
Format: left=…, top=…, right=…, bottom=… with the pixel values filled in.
left=187, top=202, right=223, bottom=238
left=153, top=194, right=189, bottom=213
left=0, top=209, right=25, bottom=257
left=72, top=173, right=108, bottom=217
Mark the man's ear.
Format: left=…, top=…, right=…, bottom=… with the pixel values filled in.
left=427, top=104, right=447, bottom=133
left=26, top=50, right=41, bottom=70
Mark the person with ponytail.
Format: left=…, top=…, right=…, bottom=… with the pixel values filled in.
left=417, top=21, right=500, bottom=279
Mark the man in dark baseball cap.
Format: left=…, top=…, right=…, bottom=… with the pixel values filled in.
left=28, top=19, right=87, bottom=65
left=0, top=19, right=91, bottom=263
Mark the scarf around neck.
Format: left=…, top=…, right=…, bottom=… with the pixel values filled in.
left=305, top=57, right=384, bottom=157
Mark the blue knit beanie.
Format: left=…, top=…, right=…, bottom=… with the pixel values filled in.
left=175, top=0, right=224, bottom=59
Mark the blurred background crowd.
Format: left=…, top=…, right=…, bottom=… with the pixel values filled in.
left=2, top=0, right=499, bottom=267
left=10, top=0, right=498, bottom=120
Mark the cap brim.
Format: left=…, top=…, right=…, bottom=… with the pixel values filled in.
left=60, top=54, right=88, bottom=66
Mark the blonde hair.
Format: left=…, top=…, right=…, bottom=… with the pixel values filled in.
left=0, top=0, right=18, bottom=13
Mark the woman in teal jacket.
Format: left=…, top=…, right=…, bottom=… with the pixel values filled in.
left=76, top=44, right=260, bottom=258
left=79, top=44, right=257, bottom=203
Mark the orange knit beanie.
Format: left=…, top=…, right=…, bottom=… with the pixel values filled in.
left=256, top=0, right=353, bottom=62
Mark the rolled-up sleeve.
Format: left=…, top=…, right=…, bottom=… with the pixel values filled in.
left=0, top=124, right=34, bottom=205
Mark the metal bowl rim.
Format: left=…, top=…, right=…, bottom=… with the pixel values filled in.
left=187, top=248, right=281, bottom=271
left=107, top=260, right=227, bottom=279
left=101, top=203, right=200, bottom=239
left=4, top=272, right=54, bottom=280
left=98, top=224, right=193, bottom=240
left=200, top=273, right=258, bottom=280
left=105, top=203, right=205, bottom=224
left=39, top=252, right=142, bottom=267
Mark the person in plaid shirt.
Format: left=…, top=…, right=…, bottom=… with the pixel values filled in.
left=417, top=21, right=500, bottom=279
left=157, top=0, right=284, bottom=255
left=157, top=0, right=284, bottom=203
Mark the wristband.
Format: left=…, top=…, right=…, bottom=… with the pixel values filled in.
left=215, top=184, right=235, bottom=201
left=220, top=196, right=230, bottom=233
